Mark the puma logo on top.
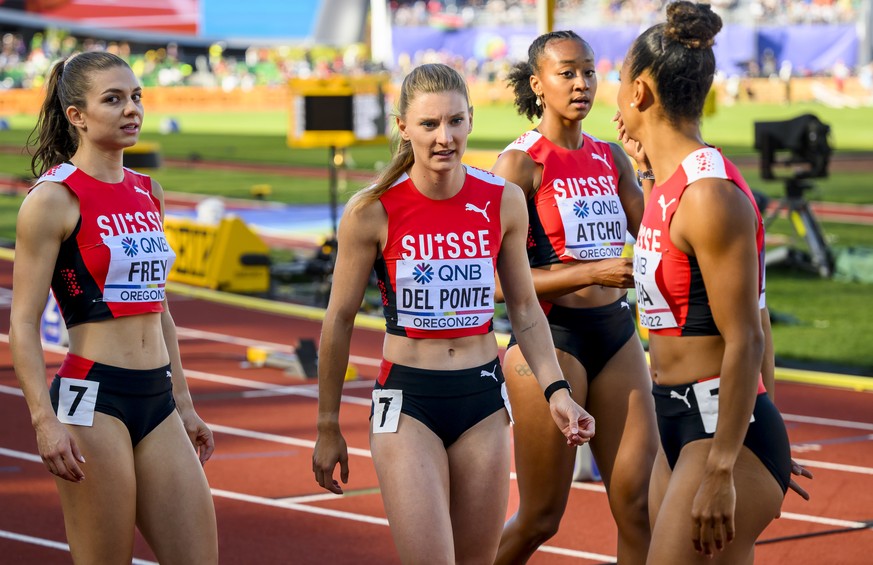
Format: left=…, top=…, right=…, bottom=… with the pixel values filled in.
left=480, top=364, right=499, bottom=382
left=134, top=186, right=149, bottom=196
left=658, top=194, right=677, bottom=222
left=465, top=201, right=491, bottom=222
left=670, top=387, right=691, bottom=409
left=591, top=153, right=612, bottom=169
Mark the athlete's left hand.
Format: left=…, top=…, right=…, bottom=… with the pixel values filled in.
left=181, top=409, right=215, bottom=465
left=787, top=459, right=813, bottom=501
left=613, top=111, right=648, bottom=170
left=548, top=391, right=595, bottom=446
left=691, top=469, right=736, bottom=556
left=777, top=459, right=813, bottom=518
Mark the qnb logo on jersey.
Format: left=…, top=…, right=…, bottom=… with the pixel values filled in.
left=121, top=236, right=139, bottom=257
left=591, top=152, right=612, bottom=170
left=465, top=201, right=490, bottom=222
left=573, top=200, right=590, bottom=218
left=412, top=263, right=434, bottom=284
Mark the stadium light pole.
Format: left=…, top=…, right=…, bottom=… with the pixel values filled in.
left=370, top=0, right=393, bottom=67
left=538, top=0, right=555, bottom=35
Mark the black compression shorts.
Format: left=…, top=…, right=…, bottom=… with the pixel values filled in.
left=49, top=353, right=176, bottom=446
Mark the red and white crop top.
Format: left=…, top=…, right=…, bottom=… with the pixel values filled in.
left=33, top=163, right=175, bottom=327
left=503, top=130, right=627, bottom=267
left=633, top=147, right=765, bottom=337
left=374, top=165, right=504, bottom=339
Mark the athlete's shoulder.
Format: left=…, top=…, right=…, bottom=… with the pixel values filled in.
left=503, top=130, right=543, bottom=153
left=680, top=147, right=730, bottom=184
left=33, top=162, right=77, bottom=187
left=465, top=164, right=505, bottom=186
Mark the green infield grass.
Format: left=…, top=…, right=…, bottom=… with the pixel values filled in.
left=0, top=101, right=870, bottom=372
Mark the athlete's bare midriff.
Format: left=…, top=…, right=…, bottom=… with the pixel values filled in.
left=648, top=333, right=725, bottom=386
left=382, top=332, right=499, bottom=370
left=67, top=312, right=169, bottom=369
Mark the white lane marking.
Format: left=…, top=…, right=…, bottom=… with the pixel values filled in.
left=0, top=447, right=41, bottom=463
left=208, top=423, right=373, bottom=458
left=185, top=369, right=371, bottom=406
left=175, top=326, right=381, bottom=368
left=777, top=512, right=868, bottom=529
left=783, top=413, right=873, bottom=432
left=793, top=458, right=873, bottom=476
left=0, top=384, right=23, bottom=397
left=0, top=529, right=158, bottom=564
left=210, top=488, right=389, bottom=527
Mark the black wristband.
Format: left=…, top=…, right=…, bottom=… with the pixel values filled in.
left=544, top=380, right=572, bottom=403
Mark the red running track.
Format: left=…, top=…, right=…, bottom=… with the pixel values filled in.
left=0, top=263, right=871, bottom=563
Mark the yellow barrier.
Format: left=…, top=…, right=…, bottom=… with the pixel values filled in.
left=163, top=215, right=271, bottom=293
left=462, top=149, right=500, bottom=170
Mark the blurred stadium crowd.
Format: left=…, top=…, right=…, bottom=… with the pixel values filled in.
left=0, top=0, right=865, bottom=92
left=391, top=0, right=860, bottom=27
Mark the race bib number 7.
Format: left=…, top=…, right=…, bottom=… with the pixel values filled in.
left=57, top=378, right=99, bottom=426
left=692, top=378, right=754, bottom=434
left=372, top=389, right=402, bottom=433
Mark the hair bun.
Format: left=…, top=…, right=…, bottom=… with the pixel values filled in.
left=663, top=1, right=722, bottom=50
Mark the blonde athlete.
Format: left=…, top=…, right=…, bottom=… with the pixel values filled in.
left=313, top=63, right=594, bottom=564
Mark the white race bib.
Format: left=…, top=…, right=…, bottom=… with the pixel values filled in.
left=395, top=258, right=494, bottom=331
left=372, top=389, right=403, bottom=433
left=103, top=230, right=175, bottom=303
left=692, top=378, right=754, bottom=434
left=57, top=378, right=99, bottom=426
left=633, top=245, right=678, bottom=330
left=556, top=194, right=627, bottom=261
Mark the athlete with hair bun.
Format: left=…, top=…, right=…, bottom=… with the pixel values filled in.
left=614, top=2, right=806, bottom=561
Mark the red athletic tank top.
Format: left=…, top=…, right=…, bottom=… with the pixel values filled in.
left=633, top=148, right=765, bottom=337
left=503, top=130, right=627, bottom=267
left=33, top=163, right=175, bottom=327
left=374, top=165, right=504, bottom=339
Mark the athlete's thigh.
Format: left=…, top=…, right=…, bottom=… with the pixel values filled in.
left=587, top=336, right=657, bottom=489
left=56, top=413, right=137, bottom=564
left=370, top=413, right=454, bottom=563
left=648, top=447, right=671, bottom=530
left=447, top=409, right=511, bottom=562
left=133, top=411, right=218, bottom=565
left=648, top=441, right=781, bottom=565
left=504, top=346, right=585, bottom=510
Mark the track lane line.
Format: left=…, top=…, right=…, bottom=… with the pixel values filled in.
left=0, top=529, right=158, bottom=564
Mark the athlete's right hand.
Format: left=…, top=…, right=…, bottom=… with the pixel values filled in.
left=591, top=257, right=634, bottom=288
left=312, top=428, right=349, bottom=494
left=548, top=392, right=595, bottom=446
left=35, top=418, right=85, bottom=482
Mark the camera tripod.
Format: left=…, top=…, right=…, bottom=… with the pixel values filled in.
left=762, top=177, right=834, bottom=278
